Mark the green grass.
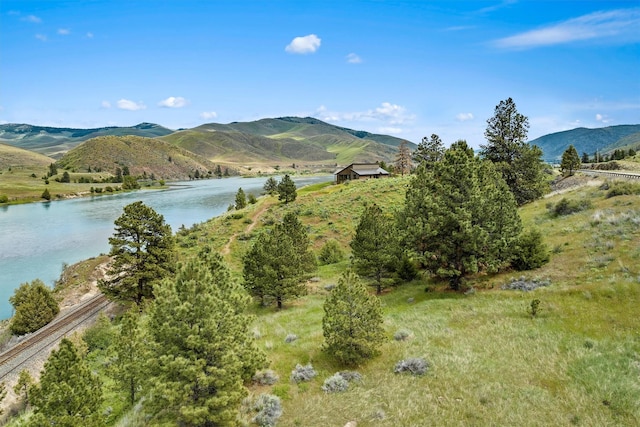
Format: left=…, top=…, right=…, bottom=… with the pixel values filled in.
left=11, top=174, right=639, bottom=426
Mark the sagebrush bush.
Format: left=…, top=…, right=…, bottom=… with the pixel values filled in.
left=394, top=358, right=429, bottom=376
left=501, top=276, right=551, bottom=291
left=252, top=394, right=283, bottom=427
left=284, top=333, right=298, bottom=343
left=252, top=369, right=279, bottom=386
left=512, top=228, right=550, bottom=271
left=394, top=329, right=411, bottom=341
left=549, top=198, right=592, bottom=217
left=318, top=239, right=345, bottom=265
left=338, top=370, right=362, bottom=383
left=606, top=181, right=640, bottom=198
left=322, top=373, right=349, bottom=393
left=290, top=363, right=317, bottom=383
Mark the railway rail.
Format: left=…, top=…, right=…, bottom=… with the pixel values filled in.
left=578, top=169, right=640, bottom=179
left=0, top=294, right=110, bottom=381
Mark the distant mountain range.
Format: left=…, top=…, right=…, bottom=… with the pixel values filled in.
left=529, top=124, right=640, bottom=162
left=1, top=119, right=638, bottom=179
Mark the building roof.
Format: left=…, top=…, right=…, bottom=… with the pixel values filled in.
left=334, top=163, right=390, bottom=175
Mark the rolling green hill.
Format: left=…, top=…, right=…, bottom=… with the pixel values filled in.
left=0, top=123, right=174, bottom=159
left=530, top=124, right=640, bottom=162
left=56, top=135, right=233, bottom=180
left=163, top=117, right=410, bottom=167
left=0, top=143, right=54, bottom=170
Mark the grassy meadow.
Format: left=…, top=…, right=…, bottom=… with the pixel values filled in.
left=7, top=174, right=638, bottom=426
left=171, top=175, right=640, bottom=426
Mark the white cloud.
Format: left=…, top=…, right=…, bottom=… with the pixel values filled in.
left=200, top=111, right=218, bottom=120
left=117, top=99, right=146, bottom=111
left=456, top=113, right=474, bottom=121
left=346, top=53, right=362, bottom=64
left=315, top=102, right=415, bottom=126
left=22, top=15, right=42, bottom=23
left=595, top=113, right=611, bottom=123
left=86, top=32, right=94, bottom=38
left=494, top=8, right=640, bottom=49
left=101, top=101, right=111, bottom=109
left=158, top=96, right=189, bottom=108
left=285, top=34, right=321, bottom=54
left=35, top=34, right=47, bottom=42
left=58, top=28, right=70, bottom=35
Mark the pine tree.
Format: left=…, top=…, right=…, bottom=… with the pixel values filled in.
left=99, top=201, right=175, bottom=307
left=41, top=188, right=51, bottom=200
left=277, top=174, right=297, bottom=203
left=14, top=369, right=34, bottom=407
left=322, top=270, right=385, bottom=366
left=481, top=97, right=547, bottom=205
left=146, top=257, right=265, bottom=426
left=235, top=187, right=247, bottom=210
left=412, top=134, right=444, bottom=166
left=263, top=176, right=278, bottom=195
left=401, top=140, right=521, bottom=289
left=280, top=212, right=316, bottom=273
left=9, top=279, right=59, bottom=335
left=109, top=308, right=147, bottom=406
left=561, top=144, right=581, bottom=177
left=394, top=140, right=412, bottom=176
left=350, top=204, right=396, bottom=294
left=30, top=338, right=103, bottom=426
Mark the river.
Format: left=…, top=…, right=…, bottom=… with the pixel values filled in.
left=0, top=175, right=332, bottom=320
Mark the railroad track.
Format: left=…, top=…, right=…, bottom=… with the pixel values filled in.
left=579, top=169, right=640, bottom=179
left=0, top=294, right=110, bottom=381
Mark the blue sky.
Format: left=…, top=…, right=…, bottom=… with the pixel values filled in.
left=1, top=0, right=639, bottom=148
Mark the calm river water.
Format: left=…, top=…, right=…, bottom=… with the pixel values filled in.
left=0, top=175, right=332, bottom=320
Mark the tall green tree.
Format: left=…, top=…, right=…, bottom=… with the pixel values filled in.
left=394, top=140, right=412, bottom=176
left=480, top=97, right=547, bottom=205
left=322, top=270, right=385, bottom=366
left=277, top=174, right=297, bottom=203
left=400, top=140, right=521, bottom=289
left=108, top=309, right=147, bottom=406
left=243, top=213, right=314, bottom=309
left=14, top=369, right=34, bottom=407
left=146, top=257, right=265, bottom=426
left=350, top=204, right=397, bottom=294
left=9, top=279, right=59, bottom=335
left=99, top=201, right=175, bottom=307
left=235, top=187, right=247, bottom=210
left=30, top=338, right=103, bottom=426
left=263, top=176, right=278, bottom=195
left=412, top=134, right=444, bottom=166
left=561, top=144, right=581, bottom=177
left=581, top=152, right=590, bottom=163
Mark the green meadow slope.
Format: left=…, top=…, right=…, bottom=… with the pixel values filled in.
left=0, top=143, right=54, bottom=169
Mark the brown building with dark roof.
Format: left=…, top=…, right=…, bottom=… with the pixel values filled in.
left=334, top=163, right=390, bottom=184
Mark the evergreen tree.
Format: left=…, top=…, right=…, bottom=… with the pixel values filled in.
left=235, top=187, right=247, bottom=210
left=146, top=257, right=264, bottom=426
left=581, top=152, right=590, bottom=163
left=480, top=97, right=547, bottom=205
left=263, top=176, right=278, bottom=195
left=41, top=188, right=51, bottom=200
left=350, top=204, right=396, bottom=294
left=322, top=270, right=385, bottom=366
left=215, top=164, right=222, bottom=177
left=243, top=216, right=313, bottom=309
left=280, top=211, right=316, bottom=273
left=48, top=163, right=57, bottom=177
left=394, top=140, right=412, bottom=176
left=412, top=134, right=444, bottom=166
left=114, top=167, right=123, bottom=183
left=109, top=309, right=147, bottom=406
left=561, top=144, right=581, bottom=177
left=61, top=171, right=71, bottom=183
left=99, top=201, right=175, bottom=307
left=30, top=338, right=103, bottom=426
left=9, top=279, right=59, bottom=335
left=277, top=174, right=297, bottom=203
left=14, top=369, right=34, bottom=407
left=400, top=140, right=521, bottom=289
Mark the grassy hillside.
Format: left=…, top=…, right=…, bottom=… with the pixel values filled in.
left=0, top=143, right=53, bottom=170
left=530, top=124, right=640, bottom=162
left=56, top=135, right=233, bottom=180
left=0, top=123, right=174, bottom=159
left=167, top=175, right=639, bottom=426
left=163, top=117, right=408, bottom=169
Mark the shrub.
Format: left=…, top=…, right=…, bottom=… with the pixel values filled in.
left=606, top=181, right=640, bottom=198
left=252, top=394, right=283, bottom=427
left=41, top=188, right=51, bottom=200
left=290, top=363, right=317, bottom=383
left=9, top=279, right=60, bottom=335
left=394, top=329, right=411, bottom=341
left=318, top=239, right=345, bottom=265
left=82, top=313, right=114, bottom=352
left=394, top=358, right=429, bottom=376
left=338, top=370, right=362, bottom=383
left=501, top=276, right=551, bottom=291
left=0, top=194, right=8, bottom=203
left=248, top=193, right=258, bottom=204
left=284, top=333, right=298, bottom=343
left=512, top=228, right=550, bottom=270
left=528, top=298, right=541, bottom=317
left=252, top=370, right=279, bottom=386
left=322, top=373, right=349, bottom=393
left=549, top=198, right=592, bottom=217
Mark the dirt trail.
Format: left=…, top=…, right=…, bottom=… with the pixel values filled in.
left=221, top=203, right=271, bottom=255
